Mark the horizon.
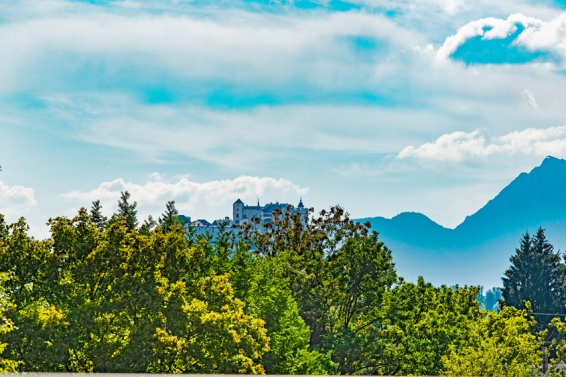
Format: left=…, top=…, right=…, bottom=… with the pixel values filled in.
left=2, top=0, right=566, bottom=241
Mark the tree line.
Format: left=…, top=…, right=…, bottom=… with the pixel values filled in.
left=0, top=192, right=565, bottom=375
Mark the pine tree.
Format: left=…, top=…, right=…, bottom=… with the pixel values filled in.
left=502, top=228, right=566, bottom=329
left=117, top=191, right=138, bottom=230
left=139, top=215, right=157, bottom=236
left=90, top=200, right=107, bottom=231
left=159, top=201, right=179, bottom=233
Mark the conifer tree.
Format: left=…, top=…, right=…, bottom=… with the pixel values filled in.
left=158, top=201, right=178, bottom=233
left=90, top=200, right=107, bottom=231
left=117, top=191, right=138, bottom=230
left=502, top=228, right=566, bottom=329
left=139, top=215, right=157, bottom=236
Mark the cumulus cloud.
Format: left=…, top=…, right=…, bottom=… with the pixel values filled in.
left=397, top=130, right=491, bottom=161
left=0, top=180, right=38, bottom=218
left=435, top=11, right=566, bottom=67
left=397, top=126, right=566, bottom=161
left=516, top=12, right=566, bottom=57
left=61, top=174, right=309, bottom=219
left=436, top=13, right=544, bottom=61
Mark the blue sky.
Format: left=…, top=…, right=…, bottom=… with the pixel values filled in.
left=2, top=0, right=566, bottom=247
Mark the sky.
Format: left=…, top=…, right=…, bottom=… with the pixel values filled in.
left=2, top=0, right=566, bottom=241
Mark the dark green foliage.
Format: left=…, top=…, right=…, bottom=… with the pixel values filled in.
left=139, top=215, right=157, bottom=236
left=241, top=206, right=399, bottom=374
left=89, top=200, right=107, bottom=231
left=117, top=191, right=138, bottom=230
left=159, top=201, right=179, bottom=233
left=502, top=228, right=566, bottom=329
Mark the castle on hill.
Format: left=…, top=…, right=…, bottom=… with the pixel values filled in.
left=179, top=198, right=307, bottom=237
left=232, top=198, right=307, bottom=225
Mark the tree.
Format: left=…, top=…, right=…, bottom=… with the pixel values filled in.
left=502, top=228, right=566, bottom=330
left=89, top=200, right=107, bottom=231
left=442, top=305, right=542, bottom=377
left=241, top=206, right=397, bottom=374
left=0, top=210, right=269, bottom=373
left=117, top=191, right=138, bottom=230
left=377, top=278, right=483, bottom=376
left=243, top=255, right=333, bottom=374
left=158, top=201, right=179, bottom=233
left=139, top=215, right=157, bottom=236
left=0, top=272, right=17, bottom=372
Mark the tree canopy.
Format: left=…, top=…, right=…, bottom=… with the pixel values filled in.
left=502, top=228, right=566, bottom=330
left=0, top=200, right=559, bottom=375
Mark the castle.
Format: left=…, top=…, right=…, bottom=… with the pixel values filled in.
left=180, top=198, right=307, bottom=238
left=232, top=198, right=307, bottom=225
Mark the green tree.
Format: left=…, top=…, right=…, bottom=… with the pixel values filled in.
left=139, top=215, right=157, bottom=236
left=242, top=206, right=397, bottom=374
left=0, top=209, right=269, bottom=373
left=244, top=255, right=334, bottom=374
left=159, top=201, right=179, bottom=233
left=117, top=191, right=138, bottom=230
left=502, top=228, right=566, bottom=330
left=0, top=270, right=17, bottom=371
left=89, top=200, right=107, bottom=231
left=377, top=278, right=483, bottom=376
left=442, top=305, right=542, bottom=377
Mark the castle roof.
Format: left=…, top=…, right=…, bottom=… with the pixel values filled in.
left=193, top=219, right=211, bottom=226
left=234, top=198, right=243, bottom=204
left=262, top=203, right=292, bottom=213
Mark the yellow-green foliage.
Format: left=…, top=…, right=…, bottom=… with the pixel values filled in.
left=0, top=211, right=269, bottom=373
left=0, top=273, right=18, bottom=372
left=0, top=207, right=556, bottom=375
left=441, top=305, right=542, bottom=377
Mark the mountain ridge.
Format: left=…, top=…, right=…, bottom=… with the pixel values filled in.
left=356, top=156, right=566, bottom=288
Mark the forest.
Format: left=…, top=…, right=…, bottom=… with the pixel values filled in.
left=1, top=192, right=566, bottom=376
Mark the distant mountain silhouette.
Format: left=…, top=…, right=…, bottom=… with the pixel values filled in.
left=358, top=156, right=566, bottom=289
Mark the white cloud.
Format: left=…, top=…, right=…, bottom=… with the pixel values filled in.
left=0, top=8, right=417, bottom=98
left=515, top=12, right=566, bottom=58
left=39, top=94, right=452, bottom=167
left=4, top=0, right=566, bottom=242
left=350, top=0, right=465, bottom=15
left=397, top=129, right=491, bottom=161
left=436, top=13, right=544, bottom=61
left=397, top=126, right=566, bottom=161
left=432, top=0, right=466, bottom=15
left=0, top=180, right=38, bottom=219
left=61, top=174, right=309, bottom=219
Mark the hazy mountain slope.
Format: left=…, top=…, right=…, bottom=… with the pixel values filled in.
left=363, top=212, right=453, bottom=248
left=456, top=156, right=566, bottom=239
left=357, top=156, right=566, bottom=288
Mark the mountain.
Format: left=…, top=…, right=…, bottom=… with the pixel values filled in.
left=357, top=156, right=566, bottom=289
left=456, top=156, right=566, bottom=238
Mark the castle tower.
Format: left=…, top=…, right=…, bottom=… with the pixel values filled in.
left=233, top=198, right=244, bottom=224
